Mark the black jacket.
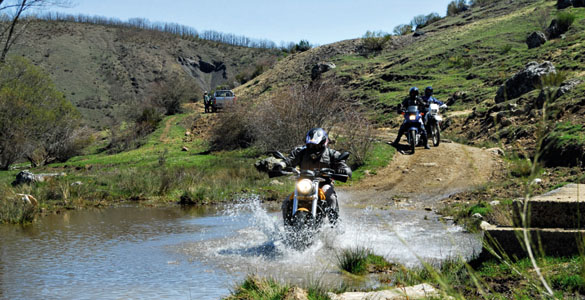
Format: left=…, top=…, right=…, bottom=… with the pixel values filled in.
left=399, top=96, right=427, bottom=112
left=284, top=146, right=352, bottom=178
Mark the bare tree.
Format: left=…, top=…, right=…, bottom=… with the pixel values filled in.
left=0, top=0, right=71, bottom=63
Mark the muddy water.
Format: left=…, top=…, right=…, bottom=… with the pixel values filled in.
left=0, top=196, right=481, bottom=300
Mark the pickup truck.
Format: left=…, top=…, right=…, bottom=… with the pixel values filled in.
left=211, top=90, right=236, bottom=112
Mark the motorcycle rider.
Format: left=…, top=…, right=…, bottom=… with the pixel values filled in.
left=421, top=86, right=448, bottom=128
left=391, top=87, right=430, bottom=149
left=278, top=128, right=352, bottom=226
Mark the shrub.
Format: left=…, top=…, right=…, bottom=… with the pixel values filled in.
left=410, top=13, right=442, bottom=30
left=447, top=0, right=469, bottom=16
left=0, top=57, right=85, bottom=169
left=556, top=11, right=576, bottom=31
left=148, top=74, right=198, bottom=115
left=0, top=187, right=37, bottom=224
left=290, top=40, right=312, bottom=53
left=393, top=24, right=413, bottom=36
left=335, top=247, right=370, bottom=275
left=362, top=30, right=391, bottom=51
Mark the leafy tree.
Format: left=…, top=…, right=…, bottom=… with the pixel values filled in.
left=447, top=0, right=468, bottom=16
left=0, top=57, right=84, bottom=169
left=362, top=31, right=391, bottom=51
left=393, top=24, right=413, bottom=36
left=292, top=40, right=312, bottom=53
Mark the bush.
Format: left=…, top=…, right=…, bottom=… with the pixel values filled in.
left=447, top=0, right=469, bottom=16
left=410, top=13, right=442, bottom=30
left=148, top=74, right=198, bottom=115
left=556, top=11, right=576, bottom=31
left=0, top=187, right=37, bottom=224
left=335, top=247, right=370, bottom=275
left=393, top=24, right=413, bottom=36
left=362, top=30, right=391, bottom=51
left=0, top=57, right=85, bottom=169
left=470, top=0, right=502, bottom=7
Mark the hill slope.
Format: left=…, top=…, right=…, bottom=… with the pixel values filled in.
left=11, top=20, right=280, bottom=127
left=236, top=0, right=585, bottom=160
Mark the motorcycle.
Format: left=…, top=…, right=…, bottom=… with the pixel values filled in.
left=402, top=105, right=425, bottom=154
left=269, top=151, right=349, bottom=249
left=425, top=103, right=445, bottom=147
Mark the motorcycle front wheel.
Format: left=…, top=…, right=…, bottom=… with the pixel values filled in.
left=431, top=123, right=440, bottom=147
left=408, top=130, right=416, bottom=154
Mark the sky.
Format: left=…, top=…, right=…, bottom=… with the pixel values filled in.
left=50, top=0, right=455, bottom=45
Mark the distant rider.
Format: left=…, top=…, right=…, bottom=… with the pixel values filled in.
left=203, top=91, right=211, bottom=113
left=391, top=87, right=430, bottom=149
left=278, top=128, right=352, bottom=226
left=421, top=86, right=447, bottom=127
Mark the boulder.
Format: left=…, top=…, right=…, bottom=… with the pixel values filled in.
left=446, top=91, right=471, bottom=106
left=12, top=170, right=37, bottom=185
left=16, top=194, right=38, bottom=206
left=557, top=0, right=573, bottom=8
left=546, top=19, right=569, bottom=39
left=311, top=62, right=336, bottom=80
left=328, top=283, right=441, bottom=300
left=181, top=146, right=189, bottom=152
left=526, top=31, right=547, bottom=49
left=254, top=157, right=285, bottom=173
left=413, top=31, right=426, bottom=37
left=11, top=170, right=66, bottom=186
left=495, top=61, right=556, bottom=103
left=535, top=79, right=582, bottom=108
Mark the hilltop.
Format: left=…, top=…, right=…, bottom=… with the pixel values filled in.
left=10, top=19, right=281, bottom=127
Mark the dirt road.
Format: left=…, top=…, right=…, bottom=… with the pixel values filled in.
left=343, top=137, right=503, bottom=210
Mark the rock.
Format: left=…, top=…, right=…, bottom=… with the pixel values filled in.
left=437, top=178, right=443, bottom=182
left=418, top=163, right=438, bottom=167
left=532, top=178, right=543, bottom=185
left=11, top=170, right=66, bottom=186
left=495, top=61, right=556, bottom=103
left=472, top=213, right=484, bottom=220
left=557, top=0, right=573, bottom=9
left=16, top=194, right=38, bottom=206
left=526, top=31, right=547, bottom=49
left=71, top=181, right=83, bottom=186
left=185, top=131, right=191, bottom=136
left=254, top=157, right=285, bottom=173
left=446, top=91, right=471, bottom=106
left=535, top=79, right=583, bottom=108
left=311, top=62, right=336, bottom=80
left=270, top=179, right=284, bottom=186
left=12, top=170, right=36, bottom=185
left=424, top=207, right=432, bottom=211
left=329, top=283, right=441, bottom=300
left=284, top=287, right=308, bottom=300
left=486, top=147, right=504, bottom=157
left=480, top=221, right=493, bottom=231
left=181, top=146, right=189, bottom=152
left=413, top=31, right=425, bottom=37
left=490, top=200, right=501, bottom=206
left=546, top=19, right=570, bottom=39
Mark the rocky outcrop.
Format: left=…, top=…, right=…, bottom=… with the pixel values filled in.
left=535, top=78, right=583, bottom=108
left=446, top=91, right=472, bottom=106
left=311, top=62, right=336, bottom=80
left=526, top=31, right=547, bottom=49
left=495, top=61, right=556, bottom=103
left=546, top=19, right=570, bottom=39
left=11, top=170, right=66, bottom=186
left=557, top=0, right=573, bottom=9
left=328, top=283, right=441, bottom=300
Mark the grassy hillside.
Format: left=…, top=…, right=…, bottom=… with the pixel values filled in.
left=10, top=20, right=281, bottom=127
left=236, top=0, right=585, bottom=154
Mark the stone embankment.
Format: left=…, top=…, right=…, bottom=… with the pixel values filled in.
left=482, top=184, right=585, bottom=258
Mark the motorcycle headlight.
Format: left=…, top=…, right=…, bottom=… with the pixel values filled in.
left=296, top=179, right=313, bottom=195
left=409, top=114, right=416, bottom=121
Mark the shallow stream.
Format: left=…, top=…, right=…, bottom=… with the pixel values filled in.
left=0, top=194, right=481, bottom=299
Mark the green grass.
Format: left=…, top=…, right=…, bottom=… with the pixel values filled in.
left=225, top=275, right=331, bottom=300
left=345, top=141, right=395, bottom=183
left=0, top=113, right=292, bottom=217
left=335, top=247, right=393, bottom=275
